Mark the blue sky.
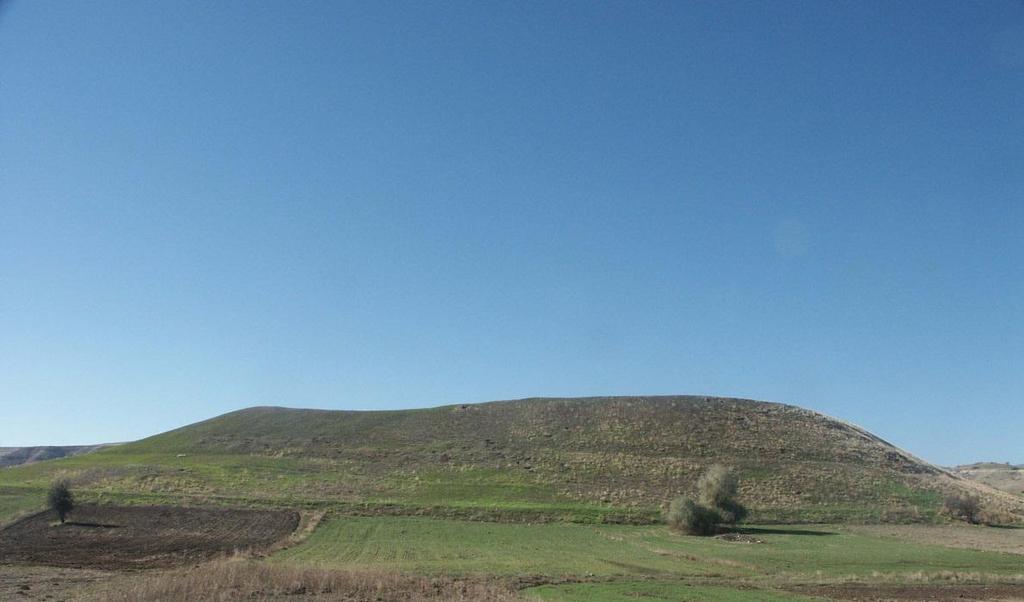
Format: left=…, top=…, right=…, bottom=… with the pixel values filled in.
left=1, top=1, right=1021, bottom=464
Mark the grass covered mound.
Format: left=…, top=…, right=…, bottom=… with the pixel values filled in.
left=1, top=397, right=1021, bottom=524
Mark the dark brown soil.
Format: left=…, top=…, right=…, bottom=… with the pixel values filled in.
left=789, top=583, right=1024, bottom=601
left=0, top=504, right=299, bottom=569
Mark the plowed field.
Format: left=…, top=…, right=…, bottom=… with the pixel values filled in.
left=0, top=504, right=298, bottom=569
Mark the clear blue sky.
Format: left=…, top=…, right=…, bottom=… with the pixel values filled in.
left=1, top=1, right=1021, bottom=465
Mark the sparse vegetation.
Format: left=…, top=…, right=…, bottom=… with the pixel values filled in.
left=944, top=494, right=982, bottom=524
left=47, top=480, right=74, bottom=524
left=82, top=559, right=519, bottom=601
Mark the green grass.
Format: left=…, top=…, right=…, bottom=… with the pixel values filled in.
left=0, top=450, right=655, bottom=524
left=0, top=487, right=42, bottom=524
left=275, top=516, right=709, bottom=577
left=379, top=467, right=566, bottom=505
left=0, top=446, right=948, bottom=526
left=274, top=516, right=1024, bottom=581
left=524, top=582, right=814, bottom=601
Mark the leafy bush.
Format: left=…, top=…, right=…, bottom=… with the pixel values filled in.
left=665, top=497, right=720, bottom=536
left=47, top=480, right=75, bottom=524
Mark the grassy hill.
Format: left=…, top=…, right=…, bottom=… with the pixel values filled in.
left=2, top=396, right=1021, bottom=524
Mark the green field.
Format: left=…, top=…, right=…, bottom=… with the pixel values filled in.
left=0, top=451, right=647, bottom=526
left=274, top=515, right=1024, bottom=582
left=0, top=487, right=42, bottom=525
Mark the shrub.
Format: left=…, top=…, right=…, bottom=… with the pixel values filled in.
left=944, top=494, right=981, bottom=524
left=47, top=480, right=75, bottom=524
left=697, top=464, right=747, bottom=525
left=666, top=465, right=748, bottom=536
left=717, top=499, right=749, bottom=524
left=665, top=497, right=720, bottom=536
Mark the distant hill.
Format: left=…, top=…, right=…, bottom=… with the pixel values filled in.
left=0, top=445, right=111, bottom=468
left=951, top=463, right=1024, bottom=497
left=2, top=397, right=1020, bottom=524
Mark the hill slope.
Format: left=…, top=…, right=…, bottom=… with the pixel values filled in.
left=0, top=445, right=111, bottom=468
left=2, top=396, right=1021, bottom=524
left=952, top=463, right=1024, bottom=496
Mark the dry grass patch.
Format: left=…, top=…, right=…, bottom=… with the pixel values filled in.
left=787, top=582, right=1024, bottom=601
left=847, top=524, right=1024, bottom=555
left=82, top=559, right=519, bottom=601
left=0, top=565, right=116, bottom=601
